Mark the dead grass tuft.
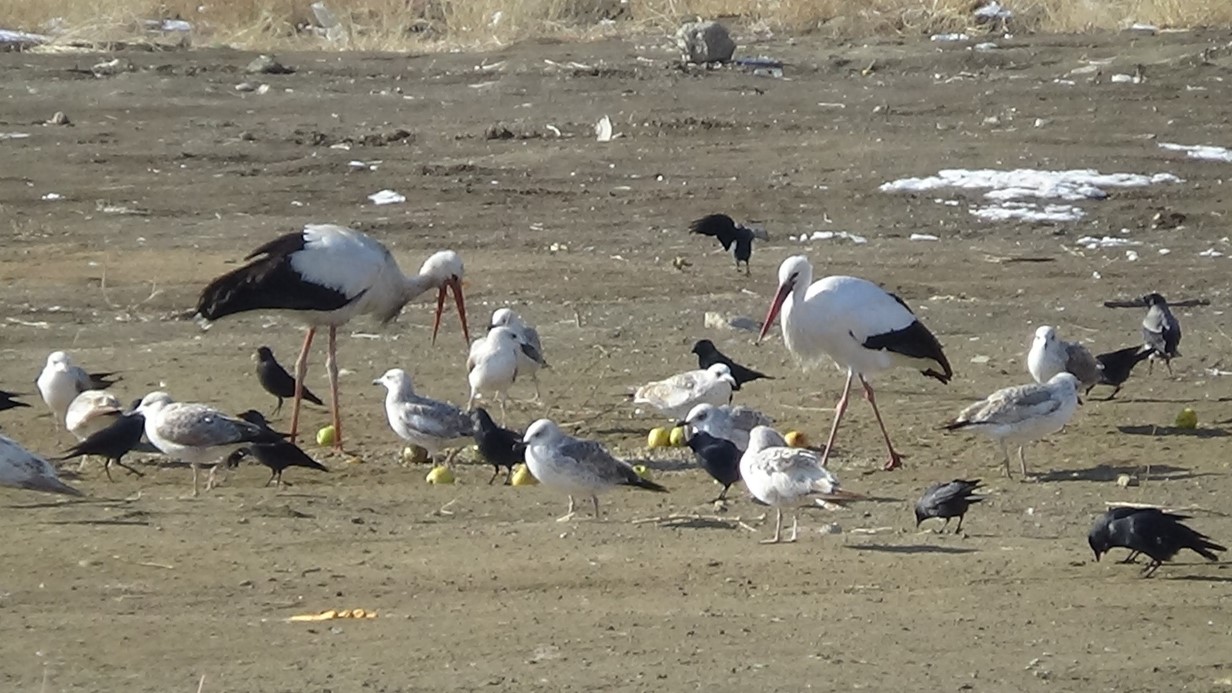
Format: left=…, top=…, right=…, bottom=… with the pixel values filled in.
left=1, top=0, right=1231, bottom=51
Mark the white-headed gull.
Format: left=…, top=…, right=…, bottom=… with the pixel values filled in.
left=739, top=426, right=861, bottom=543
left=680, top=402, right=774, bottom=452
left=135, top=391, right=271, bottom=496
left=943, top=372, right=1080, bottom=478
left=373, top=368, right=473, bottom=462
left=0, top=434, right=83, bottom=497
left=489, top=308, right=549, bottom=400
left=758, top=255, right=952, bottom=471
left=35, top=351, right=120, bottom=427
left=633, top=363, right=736, bottom=420
left=1027, top=326, right=1100, bottom=390
left=194, top=224, right=471, bottom=450
left=466, top=326, right=539, bottom=420
left=522, top=418, right=668, bottom=521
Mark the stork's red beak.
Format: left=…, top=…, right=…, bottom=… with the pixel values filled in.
left=432, top=276, right=470, bottom=346
left=757, top=281, right=792, bottom=344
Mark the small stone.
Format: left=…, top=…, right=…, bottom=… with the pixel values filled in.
left=46, top=111, right=70, bottom=126
left=246, top=54, right=294, bottom=75
left=675, top=20, right=737, bottom=64
left=1116, top=474, right=1137, bottom=488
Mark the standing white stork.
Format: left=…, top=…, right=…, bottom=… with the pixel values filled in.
left=194, top=224, right=470, bottom=450
left=757, top=255, right=953, bottom=470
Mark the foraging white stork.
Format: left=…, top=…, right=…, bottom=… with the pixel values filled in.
left=757, top=255, right=952, bottom=470
left=195, top=224, right=470, bottom=450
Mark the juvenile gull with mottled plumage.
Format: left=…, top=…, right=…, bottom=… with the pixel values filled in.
left=633, top=363, right=736, bottom=421
left=374, top=368, right=473, bottom=463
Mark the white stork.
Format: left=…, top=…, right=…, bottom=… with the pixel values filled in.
left=195, top=224, right=470, bottom=450
left=757, top=255, right=952, bottom=470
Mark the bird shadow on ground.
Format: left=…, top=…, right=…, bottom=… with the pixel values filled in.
left=1166, top=574, right=1232, bottom=583
left=847, top=544, right=977, bottom=555
left=1036, top=463, right=1207, bottom=483
left=1117, top=425, right=1228, bottom=438
left=42, top=518, right=151, bottom=527
left=1108, top=397, right=1201, bottom=405
left=590, top=426, right=651, bottom=437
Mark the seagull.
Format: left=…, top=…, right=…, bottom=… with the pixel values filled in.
left=1089, top=506, right=1225, bottom=577
left=522, top=418, right=668, bottom=521
left=1090, top=345, right=1155, bottom=399
left=470, top=407, right=526, bottom=484
left=943, top=372, right=1080, bottom=479
left=914, top=479, right=984, bottom=533
left=35, top=351, right=121, bottom=427
left=688, top=213, right=765, bottom=275
left=489, top=308, right=549, bottom=401
left=758, top=255, right=953, bottom=471
left=254, top=346, right=323, bottom=415
left=679, top=402, right=774, bottom=452
left=57, top=404, right=146, bottom=481
left=691, top=339, right=773, bottom=391
left=0, top=389, right=30, bottom=413
left=135, top=391, right=274, bottom=496
left=1, top=434, right=84, bottom=496
left=740, top=426, right=862, bottom=544
left=373, top=368, right=473, bottom=463
left=195, top=224, right=471, bottom=451
left=682, top=428, right=742, bottom=502
left=1027, top=326, right=1100, bottom=390
left=65, top=390, right=124, bottom=442
left=226, top=413, right=329, bottom=488
left=633, top=363, right=736, bottom=421
left=1141, top=293, right=1182, bottom=374
left=467, top=326, right=539, bottom=420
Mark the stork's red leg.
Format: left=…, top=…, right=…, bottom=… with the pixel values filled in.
left=860, top=375, right=904, bottom=470
left=326, top=325, right=343, bottom=451
left=818, top=371, right=855, bottom=468
left=290, top=327, right=316, bottom=445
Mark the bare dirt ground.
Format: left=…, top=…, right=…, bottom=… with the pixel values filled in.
left=2, top=28, right=1232, bottom=692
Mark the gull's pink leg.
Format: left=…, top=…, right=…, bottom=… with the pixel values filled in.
left=860, top=375, right=904, bottom=471
left=326, top=326, right=343, bottom=451
left=818, top=371, right=855, bottom=467
left=290, top=327, right=316, bottom=445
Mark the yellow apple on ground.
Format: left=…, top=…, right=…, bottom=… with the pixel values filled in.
left=784, top=430, right=809, bottom=448
left=669, top=426, right=687, bottom=447
left=426, top=465, right=456, bottom=484
left=511, top=464, right=538, bottom=486
left=1175, top=407, right=1198, bottom=429
left=647, top=427, right=671, bottom=448
left=315, top=425, right=336, bottom=447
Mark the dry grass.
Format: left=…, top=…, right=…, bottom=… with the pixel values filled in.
left=1, top=0, right=1230, bottom=51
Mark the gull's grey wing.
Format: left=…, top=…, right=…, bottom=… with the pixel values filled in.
left=558, top=437, right=638, bottom=485
left=1063, top=342, right=1102, bottom=387
left=959, top=383, right=1061, bottom=426
left=520, top=342, right=547, bottom=368
left=521, top=324, right=543, bottom=356
left=400, top=398, right=475, bottom=440
left=157, top=404, right=266, bottom=447
left=727, top=405, right=774, bottom=432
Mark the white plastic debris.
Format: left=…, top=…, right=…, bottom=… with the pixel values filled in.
left=931, top=33, right=970, bottom=42
left=41, top=192, right=63, bottom=201
left=1159, top=143, right=1232, bottom=162
left=910, top=233, right=939, bottom=241
left=1077, top=236, right=1140, bottom=249
left=797, top=231, right=868, bottom=244
left=367, top=189, right=405, bottom=205
left=974, top=1, right=1013, bottom=21
left=1125, top=250, right=1139, bottom=261
left=595, top=115, right=615, bottom=142
left=0, top=132, right=29, bottom=139
left=0, top=29, right=48, bottom=48
left=1110, top=73, right=1140, bottom=84
left=144, top=18, right=192, bottom=32
left=1199, top=248, right=1224, bottom=257
left=973, top=42, right=999, bottom=51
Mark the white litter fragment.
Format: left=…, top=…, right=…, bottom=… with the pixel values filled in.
left=349, top=160, right=379, bottom=171
left=144, top=18, right=192, bottom=32
left=1159, top=143, right=1232, bottom=162
left=970, top=355, right=991, bottom=364
left=972, top=202, right=1083, bottom=223
left=545, top=124, right=562, bottom=137
left=797, top=231, right=868, bottom=244
left=0, top=132, right=30, bottom=139
left=1077, top=236, right=1141, bottom=249
left=1110, top=73, right=1140, bottom=84
left=910, top=233, right=939, bottom=241
left=367, top=189, right=405, bottom=205
left=974, top=1, right=1013, bottom=21
left=1128, top=23, right=1159, bottom=33
left=595, top=115, right=615, bottom=142
left=1199, top=248, right=1224, bottom=258
left=931, top=33, right=970, bottom=42
left=0, top=29, right=49, bottom=47
left=973, top=42, right=999, bottom=51
left=41, top=192, right=63, bottom=201
left=1158, top=248, right=1171, bottom=255
left=1125, top=250, right=1139, bottom=262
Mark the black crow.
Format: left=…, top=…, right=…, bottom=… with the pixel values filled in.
left=691, top=339, right=773, bottom=391
left=236, top=409, right=291, bottom=439
left=1141, top=293, right=1181, bottom=374
left=914, top=479, right=983, bottom=533
left=470, top=407, right=526, bottom=485
left=683, top=429, right=741, bottom=501
left=1096, top=506, right=1194, bottom=564
left=57, top=410, right=146, bottom=481
left=255, top=346, right=323, bottom=415
left=0, top=389, right=30, bottom=413
left=1089, top=506, right=1225, bottom=577
left=225, top=411, right=326, bottom=487
left=1088, top=345, right=1155, bottom=399
left=689, top=213, right=760, bottom=275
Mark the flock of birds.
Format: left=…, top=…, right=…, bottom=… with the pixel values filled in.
left=0, top=216, right=1223, bottom=575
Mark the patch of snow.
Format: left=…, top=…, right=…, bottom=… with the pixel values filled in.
left=1110, top=73, right=1141, bottom=84
left=1126, top=250, right=1139, bottom=261
left=797, top=231, right=868, bottom=244
left=1199, top=248, right=1224, bottom=257
left=144, top=19, right=192, bottom=32
left=973, top=202, right=1084, bottom=223
left=1077, top=236, right=1140, bottom=249
left=931, top=33, right=970, bottom=42
left=1159, top=142, right=1232, bottom=162
left=973, top=42, right=999, bottom=51
left=0, top=132, right=30, bottom=139
left=910, top=233, right=939, bottom=241
left=41, top=192, right=63, bottom=201
left=881, top=168, right=1178, bottom=202
left=367, top=189, right=405, bottom=205
left=0, top=29, right=48, bottom=47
